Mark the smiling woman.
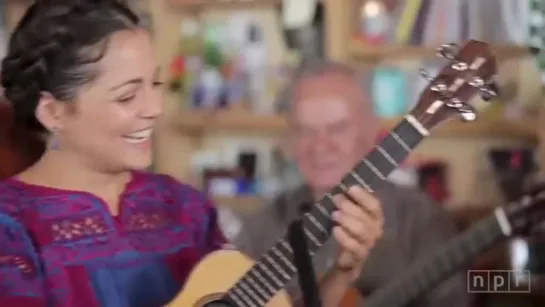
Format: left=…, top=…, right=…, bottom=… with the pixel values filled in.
left=0, top=2, right=385, bottom=307
left=0, top=1, right=228, bottom=306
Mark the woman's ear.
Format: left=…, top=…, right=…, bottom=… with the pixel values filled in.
left=35, top=92, right=65, bottom=132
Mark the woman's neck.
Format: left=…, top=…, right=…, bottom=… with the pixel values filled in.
left=18, top=148, right=131, bottom=197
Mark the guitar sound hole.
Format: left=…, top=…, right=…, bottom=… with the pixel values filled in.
left=202, top=298, right=235, bottom=307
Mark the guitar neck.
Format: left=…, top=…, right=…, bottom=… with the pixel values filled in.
left=365, top=210, right=508, bottom=307
left=224, top=116, right=427, bottom=307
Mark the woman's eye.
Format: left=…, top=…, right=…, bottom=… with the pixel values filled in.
left=116, top=95, right=136, bottom=103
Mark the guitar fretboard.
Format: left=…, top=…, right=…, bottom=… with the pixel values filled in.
left=366, top=211, right=506, bottom=307
left=223, top=117, right=426, bottom=307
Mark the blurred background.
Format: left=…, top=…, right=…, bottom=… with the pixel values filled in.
left=2, top=0, right=545, bottom=306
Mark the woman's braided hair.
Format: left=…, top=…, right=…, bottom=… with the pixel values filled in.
left=1, top=0, right=140, bottom=133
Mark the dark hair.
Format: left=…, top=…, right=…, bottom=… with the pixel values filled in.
left=1, top=0, right=140, bottom=133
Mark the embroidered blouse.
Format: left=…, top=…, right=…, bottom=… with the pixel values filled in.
left=0, top=171, right=226, bottom=307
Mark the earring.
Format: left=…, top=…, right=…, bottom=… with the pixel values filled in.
left=50, top=128, right=60, bottom=150
left=51, top=137, right=60, bottom=150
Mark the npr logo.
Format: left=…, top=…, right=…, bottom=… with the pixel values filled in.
left=467, top=270, right=531, bottom=293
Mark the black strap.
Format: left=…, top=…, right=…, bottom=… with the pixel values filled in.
left=288, top=217, right=322, bottom=307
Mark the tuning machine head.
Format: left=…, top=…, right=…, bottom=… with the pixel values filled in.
left=479, top=81, right=499, bottom=101
left=436, top=43, right=460, bottom=60
left=411, top=40, right=498, bottom=132
left=418, top=68, right=434, bottom=81
left=419, top=68, right=450, bottom=96
left=446, top=97, right=477, bottom=122
left=466, top=75, right=499, bottom=101
left=459, top=105, right=477, bottom=122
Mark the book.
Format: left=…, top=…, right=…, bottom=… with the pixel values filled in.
left=0, top=0, right=6, bottom=62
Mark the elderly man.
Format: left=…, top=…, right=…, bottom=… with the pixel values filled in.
left=234, top=58, right=469, bottom=307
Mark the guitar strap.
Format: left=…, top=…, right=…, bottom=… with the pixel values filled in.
left=288, top=203, right=322, bottom=307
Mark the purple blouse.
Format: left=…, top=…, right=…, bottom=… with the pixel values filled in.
left=0, top=171, right=226, bottom=307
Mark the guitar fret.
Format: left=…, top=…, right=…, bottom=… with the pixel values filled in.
left=315, top=202, right=329, bottom=217
left=279, top=239, right=293, bottom=254
left=263, top=255, right=290, bottom=280
left=304, top=227, right=321, bottom=249
left=306, top=213, right=327, bottom=234
left=271, top=247, right=296, bottom=273
left=390, top=132, right=410, bottom=152
left=376, top=145, right=398, bottom=166
left=379, top=138, right=405, bottom=164
left=404, top=114, right=429, bottom=136
left=257, top=262, right=284, bottom=288
left=246, top=273, right=273, bottom=297
left=233, top=286, right=256, bottom=307
left=350, top=170, right=373, bottom=192
left=227, top=291, right=247, bottom=307
left=239, top=280, right=265, bottom=305
left=249, top=269, right=275, bottom=295
left=362, top=158, right=386, bottom=180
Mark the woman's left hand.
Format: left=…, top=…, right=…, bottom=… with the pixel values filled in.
left=331, top=186, right=384, bottom=280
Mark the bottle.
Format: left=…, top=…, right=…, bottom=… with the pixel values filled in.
left=243, top=23, right=268, bottom=114
left=359, top=0, right=392, bottom=45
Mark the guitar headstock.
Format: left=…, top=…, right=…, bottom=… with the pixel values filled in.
left=410, top=40, right=499, bottom=131
left=504, top=184, right=545, bottom=236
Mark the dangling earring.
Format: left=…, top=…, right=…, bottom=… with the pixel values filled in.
left=50, top=128, right=60, bottom=150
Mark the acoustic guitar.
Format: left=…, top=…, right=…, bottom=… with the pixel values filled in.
left=166, top=40, right=499, bottom=307
left=364, top=185, right=545, bottom=307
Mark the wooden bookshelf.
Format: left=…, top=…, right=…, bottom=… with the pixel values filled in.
left=350, top=41, right=531, bottom=62
left=172, top=110, right=538, bottom=141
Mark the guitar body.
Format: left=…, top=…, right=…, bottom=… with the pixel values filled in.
left=167, top=249, right=291, bottom=307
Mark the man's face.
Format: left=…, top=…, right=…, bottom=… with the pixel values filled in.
left=290, top=73, right=377, bottom=194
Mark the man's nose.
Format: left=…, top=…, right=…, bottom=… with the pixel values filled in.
left=311, top=131, right=336, bottom=152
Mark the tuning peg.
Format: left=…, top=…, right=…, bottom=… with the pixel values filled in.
left=446, top=97, right=477, bottom=121
left=430, top=81, right=447, bottom=93
left=418, top=68, right=434, bottom=81
left=436, top=43, right=459, bottom=60
left=451, top=61, right=468, bottom=71
left=480, top=82, right=499, bottom=101
left=459, top=105, right=477, bottom=122
left=458, top=104, right=477, bottom=122
left=469, top=77, right=485, bottom=88
left=446, top=97, right=464, bottom=109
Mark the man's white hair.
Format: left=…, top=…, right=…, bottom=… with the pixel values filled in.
left=275, top=57, right=373, bottom=112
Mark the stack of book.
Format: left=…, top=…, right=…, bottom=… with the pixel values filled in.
left=0, top=0, right=6, bottom=62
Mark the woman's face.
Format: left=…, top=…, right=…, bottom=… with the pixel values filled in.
left=52, top=29, right=163, bottom=171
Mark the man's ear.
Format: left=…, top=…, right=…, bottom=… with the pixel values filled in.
left=35, top=92, right=66, bottom=132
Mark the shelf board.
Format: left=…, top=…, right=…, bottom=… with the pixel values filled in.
left=168, top=0, right=281, bottom=9
left=350, top=41, right=531, bottom=61
left=213, top=196, right=263, bottom=213
left=173, top=110, right=288, bottom=134
left=173, top=110, right=538, bottom=141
